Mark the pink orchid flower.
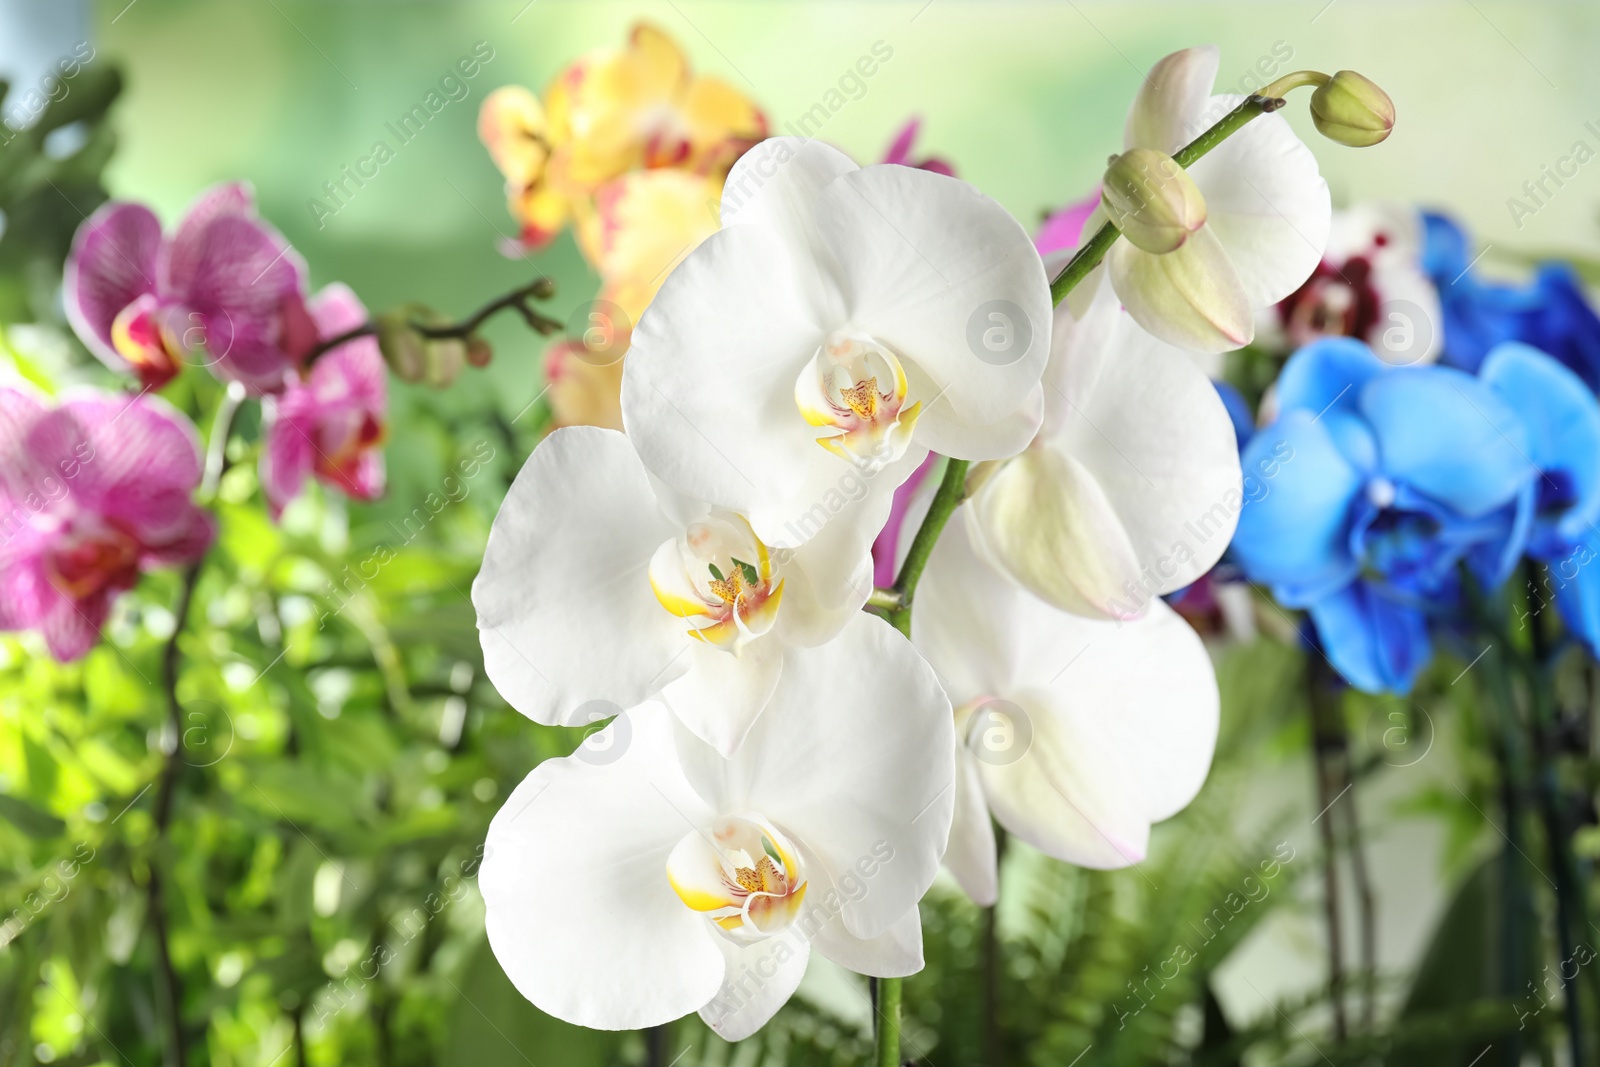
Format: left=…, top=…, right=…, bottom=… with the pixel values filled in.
left=259, top=283, right=387, bottom=518
left=881, top=117, right=955, bottom=175
left=65, top=182, right=316, bottom=394
left=0, top=387, right=214, bottom=661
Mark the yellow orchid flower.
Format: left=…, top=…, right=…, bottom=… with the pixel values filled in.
left=480, top=22, right=765, bottom=251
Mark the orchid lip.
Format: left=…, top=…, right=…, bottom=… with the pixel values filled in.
left=648, top=511, right=784, bottom=653
left=665, top=814, right=808, bottom=943
left=795, top=331, right=921, bottom=468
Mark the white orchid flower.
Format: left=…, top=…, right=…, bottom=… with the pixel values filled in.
left=479, top=612, right=955, bottom=1039
left=913, top=515, right=1218, bottom=903
left=1073, top=46, right=1331, bottom=353
left=474, top=426, right=886, bottom=756
left=621, top=136, right=1052, bottom=549
left=968, top=280, right=1242, bottom=619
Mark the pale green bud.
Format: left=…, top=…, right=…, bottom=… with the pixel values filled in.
left=1101, top=147, right=1207, bottom=255
left=375, top=306, right=429, bottom=382
left=1310, top=71, right=1394, bottom=148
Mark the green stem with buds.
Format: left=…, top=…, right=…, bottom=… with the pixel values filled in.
left=1049, top=93, right=1289, bottom=307
left=866, top=80, right=1332, bottom=1067
left=303, top=276, right=560, bottom=365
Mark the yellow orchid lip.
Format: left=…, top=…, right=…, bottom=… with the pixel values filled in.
left=648, top=511, right=783, bottom=653
left=666, top=815, right=809, bottom=942
left=796, top=332, right=920, bottom=467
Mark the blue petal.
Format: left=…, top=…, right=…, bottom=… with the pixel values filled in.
left=1522, top=266, right=1600, bottom=395
left=1552, top=531, right=1600, bottom=658
left=1480, top=341, right=1600, bottom=555
left=1360, top=365, right=1537, bottom=518
left=1229, top=410, right=1365, bottom=605
left=1212, top=379, right=1255, bottom=450
left=1275, top=336, right=1388, bottom=422
left=1308, top=580, right=1433, bottom=695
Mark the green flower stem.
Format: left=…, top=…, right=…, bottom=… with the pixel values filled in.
left=871, top=79, right=1318, bottom=1067
left=1519, top=563, right=1591, bottom=1067
left=1047, top=93, right=1288, bottom=309
left=874, top=975, right=904, bottom=1067
left=886, top=458, right=970, bottom=638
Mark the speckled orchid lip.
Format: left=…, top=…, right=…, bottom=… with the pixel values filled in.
left=666, top=814, right=808, bottom=942
left=648, top=511, right=784, bottom=652
left=794, top=331, right=922, bottom=467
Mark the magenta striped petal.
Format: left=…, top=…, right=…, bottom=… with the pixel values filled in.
left=63, top=201, right=162, bottom=371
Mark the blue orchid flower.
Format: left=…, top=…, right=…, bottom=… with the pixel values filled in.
left=1422, top=211, right=1600, bottom=391
left=1476, top=341, right=1600, bottom=657
left=1230, top=337, right=1539, bottom=693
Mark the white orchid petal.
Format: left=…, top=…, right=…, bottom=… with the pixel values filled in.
left=916, top=522, right=1219, bottom=869
left=970, top=446, right=1145, bottom=618
left=1107, top=224, right=1254, bottom=353
left=698, top=935, right=812, bottom=1042
left=660, top=636, right=785, bottom=758
left=810, top=905, right=925, bottom=978
left=1046, top=300, right=1244, bottom=602
left=944, top=749, right=999, bottom=906
left=673, top=613, right=954, bottom=940
left=1125, top=46, right=1223, bottom=154
left=473, top=427, right=684, bottom=725
left=813, top=164, right=1052, bottom=445
left=1191, top=104, right=1332, bottom=308
left=480, top=709, right=724, bottom=1030
left=623, top=222, right=835, bottom=518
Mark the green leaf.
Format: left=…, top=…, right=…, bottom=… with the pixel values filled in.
left=707, top=562, right=724, bottom=581
left=0, top=793, right=65, bottom=838
left=761, top=835, right=782, bottom=865
left=731, top=557, right=760, bottom=585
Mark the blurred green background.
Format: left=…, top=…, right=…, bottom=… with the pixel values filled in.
left=3, top=2, right=1600, bottom=1065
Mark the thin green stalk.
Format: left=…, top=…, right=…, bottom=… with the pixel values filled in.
left=869, top=89, right=1304, bottom=1066
left=1047, top=94, right=1286, bottom=308
left=874, top=975, right=903, bottom=1067
left=1519, top=562, right=1590, bottom=1066
left=1462, top=569, right=1531, bottom=1065
left=887, top=458, right=970, bottom=638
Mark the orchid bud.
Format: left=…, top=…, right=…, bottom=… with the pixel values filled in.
left=425, top=338, right=467, bottom=387
left=375, top=306, right=428, bottom=382
left=1100, top=147, right=1207, bottom=254
left=1310, top=71, right=1394, bottom=148
left=466, top=336, right=493, bottom=368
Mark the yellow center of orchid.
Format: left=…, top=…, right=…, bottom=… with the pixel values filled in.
left=648, top=512, right=784, bottom=654
left=795, top=332, right=921, bottom=468
left=666, top=815, right=808, bottom=942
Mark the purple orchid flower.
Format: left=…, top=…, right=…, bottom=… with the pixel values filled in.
left=259, top=283, right=387, bottom=518
left=64, top=182, right=316, bottom=394
left=0, top=387, right=214, bottom=661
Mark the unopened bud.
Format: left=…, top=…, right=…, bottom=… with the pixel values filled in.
left=1310, top=71, right=1394, bottom=148
left=375, top=306, right=429, bottom=382
left=426, top=338, right=467, bottom=387
left=466, top=336, right=493, bottom=368
left=1101, top=147, right=1207, bottom=255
